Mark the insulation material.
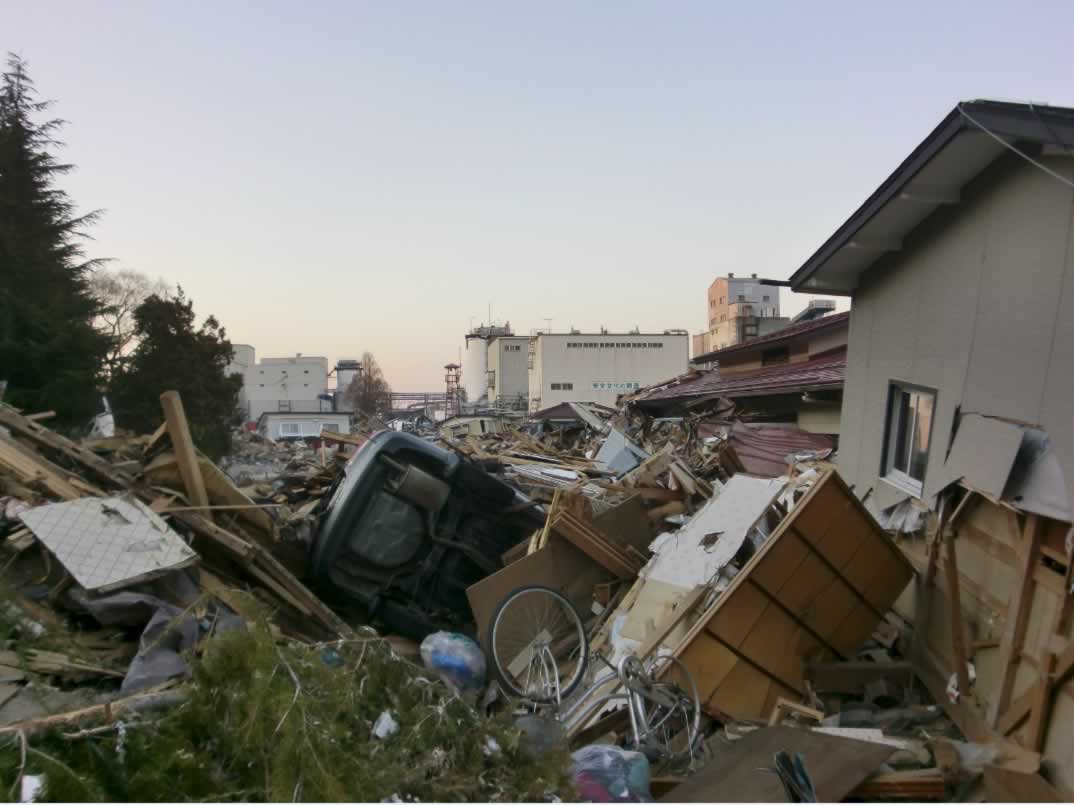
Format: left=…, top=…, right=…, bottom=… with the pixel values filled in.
left=643, top=475, right=785, bottom=589
left=662, top=470, right=915, bottom=722
left=19, top=496, right=197, bottom=592
left=619, top=476, right=783, bottom=642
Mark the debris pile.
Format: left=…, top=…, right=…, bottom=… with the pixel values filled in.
left=0, top=390, right=1044, bottom=801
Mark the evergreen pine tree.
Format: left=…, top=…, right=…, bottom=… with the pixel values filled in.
left=0, top=53, right=110, bottom=423
left=110, top=288, right=242, bottom=459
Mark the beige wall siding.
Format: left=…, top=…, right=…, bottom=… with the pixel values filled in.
left=839, top=154, right=1074, bottom=503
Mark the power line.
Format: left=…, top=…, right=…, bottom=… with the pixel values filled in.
left=957, top=103, right=1074, bottom=192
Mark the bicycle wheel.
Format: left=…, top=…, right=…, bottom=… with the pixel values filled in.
left=631, top=654, right=702, bottom=765
left=488, top=585, right=589, bottom=704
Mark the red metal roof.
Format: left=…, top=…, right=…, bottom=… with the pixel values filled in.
left=692, top=311, right=850, bottom=364
left=638, top=348, right=846, bottom=404
left=700, top=422, right=834, bottom=478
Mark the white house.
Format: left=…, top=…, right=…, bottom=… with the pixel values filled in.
left=256, top=411, right=351, bottom=442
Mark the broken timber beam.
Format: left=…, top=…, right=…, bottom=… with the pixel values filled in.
left=0, top=403, right=132, bottom=488
left=989, top=513, right=1044, bottom=725
left=159, top=391, right=211, bottom=521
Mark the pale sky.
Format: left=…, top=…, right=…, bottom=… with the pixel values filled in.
left=8, top=1, right=1074, bottom=389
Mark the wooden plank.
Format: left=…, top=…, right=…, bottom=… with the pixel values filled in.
left=997, top=635, right=1074, bottom=734
left=662, top=725, right=894, bottom=802
left=1026, top=651, right=1056, bottom=751
left=767, top=697, right=823, bottom=725
left=26, top=411, right=56, bottom=421
left=852, top=768, right=946, bottom=800
left=0, top=403, right=131, bottom=488
left=552, top=511, right=640, bottom=579
left=989, top=513, right=1044, bottom=724
left=944, top=530, right=973, bottom=703
left=0, top=686, right=187, bottom=738
left=159, top=391, right=211, bottom=519
left=0, top=433, right=83, bottom=500
left=983, top=765, right=1064, bottom=802
left=319, top=429, right=366, bottom=448
left=252, top=548, right=355, bottom=639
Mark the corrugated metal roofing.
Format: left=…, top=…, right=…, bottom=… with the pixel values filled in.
left=700, top=421, right=835, bottom=478
left=692, top=311, right=850, bottom=364
left=638, top=348, right=846, bottom=404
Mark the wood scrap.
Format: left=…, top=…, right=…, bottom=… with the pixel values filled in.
left=851, top=768, right=946, bottom=800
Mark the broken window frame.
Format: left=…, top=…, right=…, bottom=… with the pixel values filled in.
left=881, top=381, right=936, bottom=497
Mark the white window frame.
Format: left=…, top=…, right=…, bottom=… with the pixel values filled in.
left=881, top=381, right=936, bottom=497
left=279, top=422, right=301, bottom=437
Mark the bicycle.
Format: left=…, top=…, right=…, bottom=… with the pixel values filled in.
left=487, top=584, right=702, bottom=764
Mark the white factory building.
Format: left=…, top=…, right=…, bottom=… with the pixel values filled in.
left=461, top=325, right=689, bottom=412
left=228, top=346, right=336, bottom=423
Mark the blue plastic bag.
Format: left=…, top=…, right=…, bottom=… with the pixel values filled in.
left=419, top=631, right=486, bottom=693
left=571, top=744, right=652, bottom=802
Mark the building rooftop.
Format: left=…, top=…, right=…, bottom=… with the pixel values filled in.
left=692, top=311, right=849, bottom=365
left=790, top=100, right=1074, bottom=295
left=637, top=347, right=846, bottom=406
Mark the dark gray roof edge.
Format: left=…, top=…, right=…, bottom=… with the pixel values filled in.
left=788, top=100, right=1074, bottom=292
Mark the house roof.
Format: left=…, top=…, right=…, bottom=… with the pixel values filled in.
left=637, top=348, right=846, bottom=405
left=530, top=401, right=617, bottom=421
left=789, top=100, right=1074, bottom=295
left=692, top=311, right=849, bottom=364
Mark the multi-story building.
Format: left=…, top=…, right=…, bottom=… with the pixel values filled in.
left=486, top=335, right=529, bottom=411
left=528, top=331, right=689, bottom=410
left=227, top=348, right=333, bottom=423
left=692, top=273, right=787, bottom=356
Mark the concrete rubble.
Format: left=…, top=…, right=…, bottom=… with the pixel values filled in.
left=0, top=393, right=1049, bottom=801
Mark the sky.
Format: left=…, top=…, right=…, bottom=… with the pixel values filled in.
left=7, top=1, right=1074, bottom=389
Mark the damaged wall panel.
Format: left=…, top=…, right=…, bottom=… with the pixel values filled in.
left=663, top=470, right=914, bottom=721
left=899, top=497, right=1074, bottom=796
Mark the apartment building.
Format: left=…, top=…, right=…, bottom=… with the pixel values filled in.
left=692, top=273, right=787, bottom=356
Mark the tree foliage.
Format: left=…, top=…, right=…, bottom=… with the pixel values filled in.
left=0, top=53, right=109, bottom=423
left=344, top=351, right=393, bottom=415
left=0, top=624, right=572, bottom=802
left=110, top=289, right=241, bottom=458
left=88, top=267, right=169, bottom=377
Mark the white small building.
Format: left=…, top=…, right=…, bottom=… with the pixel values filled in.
left=440, top=415, right=512, bottom=440
left=487, top=336, right=529, bottom=411
left=256, top=412, right=351, bottom=442
left=529, top=332, right=689, bottom=410
left=227, top=348, right=332, bottom=423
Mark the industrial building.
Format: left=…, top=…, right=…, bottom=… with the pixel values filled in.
left=460, top=324, right=689, bottom=411
left=528, top=331, right=689, bottom=410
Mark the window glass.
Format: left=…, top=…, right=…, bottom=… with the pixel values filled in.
left=885, top=384, right=935, bottom=489
left=347, top=491, right=424, bottom=567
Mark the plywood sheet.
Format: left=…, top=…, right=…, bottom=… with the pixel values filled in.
left=667, top=470, right=915, bottom=721
left=663, top=725, right=894, bottom=802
